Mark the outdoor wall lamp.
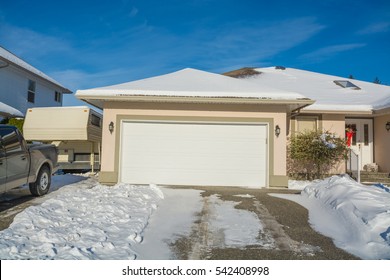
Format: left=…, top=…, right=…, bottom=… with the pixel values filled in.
left=275, top=125, right=281, bottom=137
left=109, top=121, right=114, bottom=134
left=386, top=122, right=390, bottom=132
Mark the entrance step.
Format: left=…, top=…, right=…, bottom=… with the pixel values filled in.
left=360, top=171, right=390, bottom=185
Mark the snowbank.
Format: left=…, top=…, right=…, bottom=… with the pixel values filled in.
left=275, top=175, right=390, bottom=259
left=0, top=177, right=163, bottom=260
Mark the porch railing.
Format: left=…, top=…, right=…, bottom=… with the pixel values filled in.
left=347, top=149, right=360, bottom=183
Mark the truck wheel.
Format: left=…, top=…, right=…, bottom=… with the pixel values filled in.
left=29, top=166, right=51, bottom=196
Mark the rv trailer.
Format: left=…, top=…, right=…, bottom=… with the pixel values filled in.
left=23, top=106, right=102, bottom=172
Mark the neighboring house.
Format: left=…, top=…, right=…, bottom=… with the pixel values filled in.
left=76, top=68, right=314, bottom=188
left=225, top=67, right=390, bottom=174
left=0, top=46, right=72, bottom=117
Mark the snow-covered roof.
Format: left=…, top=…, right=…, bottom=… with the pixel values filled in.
left=0, top=101, right=23, bottom=118
left=0, top=46, right=71, bottom=93
left=76, top=68, right=313, bottom=109
left=240, top=67, right=390, bottom=113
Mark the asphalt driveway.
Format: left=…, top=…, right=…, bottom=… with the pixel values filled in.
left=168, top=186, right=358, bottom=260
left=0, top=184, right=358, bottom=260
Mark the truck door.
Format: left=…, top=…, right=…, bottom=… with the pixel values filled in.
left=0, top=127, right=29, bottom=191
left=0, top=140, right=6, bottom=194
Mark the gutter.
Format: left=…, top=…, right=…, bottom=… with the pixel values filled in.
left=289, top=102, right=315, bottom=118
left=76, top=94, right=315, bottom=106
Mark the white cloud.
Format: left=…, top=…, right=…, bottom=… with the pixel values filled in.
left=199, top=17, right=325, bottom=66
left=129, top=7, right=138, bottom=17
left=0, top=17, right=326, bottom=92
left=299, top=43, right=366, bottom=62
left=49, top=68, right=135, bottom=91
left=0, top=24, right=72, bottom=62
left=358, top=22, right=390, bottom=35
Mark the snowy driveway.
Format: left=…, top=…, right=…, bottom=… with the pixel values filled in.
left=0, top=174, right=359, bottom=260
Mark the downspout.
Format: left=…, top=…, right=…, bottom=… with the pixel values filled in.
left=289, top=103, right=312, bottom=118
left=287, top=102, right=315, bottom=135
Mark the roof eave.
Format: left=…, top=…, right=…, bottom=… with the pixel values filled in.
left=76, top=94, right=314, bottom=109
left=0, top=57, right=72, bottom=94
left=373, top=107, right=390, bottom=116
left=301, top=108, right=374, bottom=115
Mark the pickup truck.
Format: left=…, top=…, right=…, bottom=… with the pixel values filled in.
left=0, top=125, right=58, bottom=196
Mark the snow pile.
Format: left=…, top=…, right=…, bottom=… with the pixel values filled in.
left=0, top=178, right=164, bottom=260
left=278, top=175, right=390, bottom=259
left=288, top=179, right=313, bottom=190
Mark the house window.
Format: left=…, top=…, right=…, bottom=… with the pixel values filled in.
left=27, top=80, right=36, bottom=103
left=296, top=116, right=318, bottom=133
left=55, top=91, right=62, bottom=103
left=364, top=124, right=369, bottom=146
left=334, top=80, right=361, bottom=90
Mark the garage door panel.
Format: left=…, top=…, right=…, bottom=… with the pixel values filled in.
left=123, top=167, right=265, bottom=187
left=120, top=121, right=268, bottom=187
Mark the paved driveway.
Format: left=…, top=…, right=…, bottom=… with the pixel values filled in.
left=167, top=186, right=358, bottom=260
left=0, top=184, right=358, bottom=260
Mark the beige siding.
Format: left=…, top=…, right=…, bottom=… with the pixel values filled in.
left=23, top=107, right=102, bottom=142
left=322, top=114, right=345, bottom=137
left=290, top=113, right=346, bottom=174
left=322, top=114, right=346, bottom=173
left=374, top=114, right=390, bottom=172
left=100, top=101, right=289, bottom=186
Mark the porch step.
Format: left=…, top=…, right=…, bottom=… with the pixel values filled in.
left=360, top=172, right=390, bottom=185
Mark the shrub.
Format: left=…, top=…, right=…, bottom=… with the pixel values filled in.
left=1, top=118, right=25, bottom=133
left=288, top=130, right=348, bottom=180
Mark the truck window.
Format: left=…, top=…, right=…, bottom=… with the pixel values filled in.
left=0, top=128, right=22, bottom=155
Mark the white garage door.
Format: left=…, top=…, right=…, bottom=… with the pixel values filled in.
left=120, top=121, right=268, bottom=188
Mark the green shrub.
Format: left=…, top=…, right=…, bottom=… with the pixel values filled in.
left=1, top=118, right=25, bottom=133
left=288, top=130, right=348, bottom=180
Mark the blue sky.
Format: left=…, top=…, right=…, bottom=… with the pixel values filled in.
left=0, top=0, right=389, bottom=106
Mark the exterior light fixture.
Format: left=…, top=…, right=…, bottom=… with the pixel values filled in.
left=109, top=121, right=114, bottom=134
left=275, top=125, right=281, bottom=137
left=386, top=122, right=390, bottom=132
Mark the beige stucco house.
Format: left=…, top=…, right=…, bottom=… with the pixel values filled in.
left=227, top=67, right=390, bottom=174
left=76, top=66, right=390, bottom=188
left=75, top=68, right=314, bottom=188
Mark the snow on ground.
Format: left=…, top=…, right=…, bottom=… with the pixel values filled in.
left=277, top=175, right=390, bottom=259
left=132, top=187, right=204, bottom=259
left=0, top=176, right=266, bottom=260
left=1, top=174, right=390, bottom=259
left=207, top=194, right=274, bottom=248
left=288, top=179, right=312, bottom=190
left=0, top=176, right=164, bottom=259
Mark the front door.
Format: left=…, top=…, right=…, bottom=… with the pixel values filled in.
left=345, top=119, right=373, bottom=170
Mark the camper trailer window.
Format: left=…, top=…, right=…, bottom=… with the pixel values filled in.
left=91, top=114, right=101, bottom=127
